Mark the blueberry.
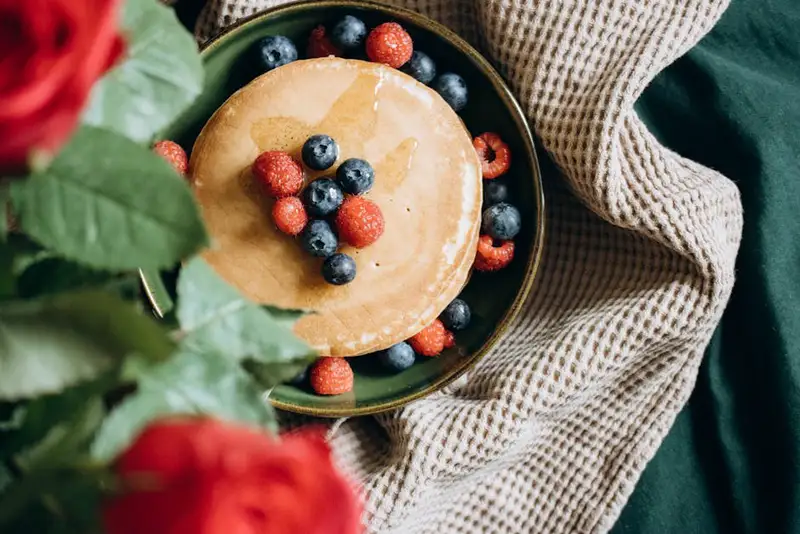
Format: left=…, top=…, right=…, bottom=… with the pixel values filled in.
left=302, top=134, right=339, bottom=171
left=301, top=220, right=338, bottom=257
left=336, top=158, right=375, bottom=195
left=331, top=15, right=367, bottom=50
left=379, top=342, right=416, bottom=372
left=256, top=36, right=298, bottom=72
left=440, top=298, right=472, bottom=331
left=303, top=178, right=344, bottom=217
left=483, top=180, right=509, bottom=207
left=481, top=202, right=521, bottom=240
left=322, top=253, right=357, bottom=285
left=433, top=73, right=468, bottom=112
left=401, top=51, right=437, bottom=84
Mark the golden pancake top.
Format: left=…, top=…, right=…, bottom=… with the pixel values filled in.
left=190, top=57, right=482, bottom=356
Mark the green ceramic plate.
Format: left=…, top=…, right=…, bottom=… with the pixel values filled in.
left=141, top=0, right=545, bottom=417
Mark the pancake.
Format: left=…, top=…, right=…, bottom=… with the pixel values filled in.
left=190, top=57, right=482, bottom=356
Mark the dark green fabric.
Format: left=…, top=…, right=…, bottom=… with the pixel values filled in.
left=614, top=1, right=800, bottom=533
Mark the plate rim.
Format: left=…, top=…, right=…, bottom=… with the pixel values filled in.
left=141, top=0, right=546, bottom=417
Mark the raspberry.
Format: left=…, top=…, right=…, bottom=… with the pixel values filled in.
left=152, top=140, right=188, bottom=176
left=443, top=329, right=456, bottom=349
left=272, top=197, right=308, bottom=236
left=252, top=151, right=304, bottom=198
left=474, top=234, right=515, bottom=272
left=307, top=25, right=341, bottom=58
left=473, top=133, right=511, bottom=179
left=310, top=357, right=354, bottom=395
left=335, top=196, right=385, bottom=248
left=366, top=22, right=413, bottom=68
left=409, top=319, right=446, bottom=357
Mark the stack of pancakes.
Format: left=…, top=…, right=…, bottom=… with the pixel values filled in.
left=190, top=57, right=482, bottom=357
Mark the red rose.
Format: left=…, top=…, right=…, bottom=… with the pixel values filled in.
left=103, top=419, right=363, bottom=534
left=0, top=0, right=125, bottom=174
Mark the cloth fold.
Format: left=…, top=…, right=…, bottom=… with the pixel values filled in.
left=196, top=1, right=743, bottom=532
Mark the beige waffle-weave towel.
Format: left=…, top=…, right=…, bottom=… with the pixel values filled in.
left=196, top=1, right=743, bottom=532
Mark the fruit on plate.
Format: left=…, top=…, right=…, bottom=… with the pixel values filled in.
left=272, top=196, right=308, bottom=236
left=189, top=57, right=482, bottom=357
left=473, top=132, right=511, bottom=179
left=253, top=151, right=304, bottom=198
left=256, top=35, right=298, bottom=71
left=366, top=22, right=413, bottom=68
left=152, top=140, right=188, bottom=176
left=433, top=72, right=468, bottom=111
left=408, top=319, right=447, bottom=357
left=310, top=357, right=354, bottom=395
left=474, top=235, right=515, bottom=272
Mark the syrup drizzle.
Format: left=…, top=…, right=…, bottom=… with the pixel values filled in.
left=374, top=137, right=418, bottom=191
left=250, top=70, right=417, bottom=187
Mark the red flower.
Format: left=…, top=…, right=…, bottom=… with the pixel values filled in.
left=0, top=0, right=125, bottom=174
left=103, top=419, right=362, bottom=534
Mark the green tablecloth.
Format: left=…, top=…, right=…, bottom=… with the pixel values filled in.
left=613, top=0, right=800, bottom=532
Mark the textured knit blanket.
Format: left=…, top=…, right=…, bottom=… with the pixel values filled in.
left=193, top=1, right=744, bottom=532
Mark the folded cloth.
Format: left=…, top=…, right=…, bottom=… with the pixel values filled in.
left=196, top=1, right=743, bottom=532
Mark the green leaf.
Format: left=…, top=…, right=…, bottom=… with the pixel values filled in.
left=0, top=463, right=11, bottom=493
left=91, top=351, right=276, bottom=462
left=0, top=466, right=109, bottom=533
left=0, top=251, right=12, bottom=301
left=260, top=305, right=311, bottom=328
left=15, top=259, right=120, bottom=299
left=0, top=376, right=115, bottom=464
left=83, top=0, right=204, bottom=143
left=176, top=258, right=316, bottom=386
left=15, top=398, right=105, bottom=471
left=0, top=183, right=8, bottom=241
left=0, top=291, right=174, bottom=400
left=9, top=126, right=208, bottom=270
left=3, top=234, right=56, bottom=276
left=0, top=235, right=53, bottom=300
left=0, top=404, right=24, bottom=431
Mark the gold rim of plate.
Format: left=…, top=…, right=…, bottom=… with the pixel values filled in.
left=140, top=0, right=546, bottom=418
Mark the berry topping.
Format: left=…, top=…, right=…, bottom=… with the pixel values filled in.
left=302, top=134, right=339, bottom=171
left=252, top=151, right=304, bottom=198
left=322, top=253, right=357, bottom=285
left=443, top=329, right=456, bottom=349
left=152, top=140, right=188, bottom=176
left=331, top=15, right=367, bottom=50
left=483, top=179, right=509, bottom=207
left=310, top=357, right=354, bottom=395
left=474, top=235, right=515, bottom=272
left=256, top=35, right=298, bottom=72
left=440, top=298, right=471, bottom=331
left=401, top=50, right=437, bottom=84
left=336, top=158, right=374, bottom=195
left=272, top=197, right=308, bottom=236
left=336, top=196, right=385, bottom=248
left=433, top=73, right=468, bottom=112
left=473, top=132, right=511, bottom=179
left=481, top=202, right=521, bottom=240
left=301, top=219, right=338, bottom=257
left=303, top=178, right=344, bottom=216
left=366, top=22, right=413, bottom=68
left=379, top=342, right=416, bottom=372
left=408, top=319, right=446, bottom=357
left=307, top=25, right=341, bottom=58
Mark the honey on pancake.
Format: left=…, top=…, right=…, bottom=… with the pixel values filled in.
left=190, top=58, right=482, bottom=356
